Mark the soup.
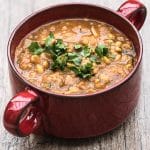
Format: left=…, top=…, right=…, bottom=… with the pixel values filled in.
left=15, top=19, right=136, bottom=95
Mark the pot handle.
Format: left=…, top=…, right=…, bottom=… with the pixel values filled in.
left=3, top=89, right=42, bottom=137
left=117, top=0, right=147, bottom=30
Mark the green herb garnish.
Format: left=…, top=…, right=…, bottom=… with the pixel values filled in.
left=51, top=54, right=68, bottom=71
left=52, top=39, right=67, bottom=56
left=28, top=42, right=44, bottom=55
left=55, top=39, right=67, bottom=50
left=90, top=55, right=101, bottom=64
left=69, top=63, right=93, bottom=79
left=95, top=44, right=108, bottom=57
left=45, top=33, right=67, bottom=57
left=45, top=32, right=54, bottom=47
left=74, top=44, right=82, bottom=50
left=80, top=46, right=91, bottom=57
left=28, top=32, right=110, bottom=79
left=68, top=52, right=82, bottom=66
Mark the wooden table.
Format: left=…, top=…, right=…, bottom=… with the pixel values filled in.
left=0, top=0, right=150, bottom=149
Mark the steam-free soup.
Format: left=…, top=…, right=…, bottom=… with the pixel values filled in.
left=15, top=19, right=136, bottom=95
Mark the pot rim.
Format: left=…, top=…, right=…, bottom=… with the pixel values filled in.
left=7, top=3, right=143, bottom=98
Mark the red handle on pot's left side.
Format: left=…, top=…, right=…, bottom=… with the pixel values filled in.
left=3, top=89, right=41, bottom=137
left=117, top=0, right=147, bottom=30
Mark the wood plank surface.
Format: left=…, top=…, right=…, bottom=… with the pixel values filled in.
left=0, top=0, right=150, bottom=149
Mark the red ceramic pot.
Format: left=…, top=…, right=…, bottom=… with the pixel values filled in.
left=4, top=0, right=147, bottom=138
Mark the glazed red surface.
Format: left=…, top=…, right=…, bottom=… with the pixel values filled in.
left=3, top=89, right=39, bottom=136
left=7, top=61, right=142, bottom=138
left=4, top=0, right=146, bottom=138
left=117, top=0, right=147, bottom=30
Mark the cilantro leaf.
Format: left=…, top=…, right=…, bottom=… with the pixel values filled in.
left=80, top=63, right=93, bottom=74
left=45, top=32, right=54, bottom=47
left=95, top=44, right=108, bottom=57
left=71, top=57, right=82, bottom=66
left=51, top=54, right=68, bottom=71
left=28, top=42, right=44, bottom=55
left=69, top=66, right=81, bottom=75
left=67, top=52, right=78, bottom=59
left=55, top=39, right=67, bottom=51
left=46, top=38, right=67, bottom=58
left=80, top=46, right=91, bottom=57
left=74, top=44, right=82, bottom=50
left=69, top=63, right=93, bottom=79
left=68, top=52, right=82, bottom=66
left=90, top=55, right=101, bottom=64
left=53, top=39, right=67, bottom=56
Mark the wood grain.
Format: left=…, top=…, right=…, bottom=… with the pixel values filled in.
left=0, top=0, right=150, bottom=149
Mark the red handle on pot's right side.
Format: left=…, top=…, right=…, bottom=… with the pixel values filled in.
left=117, top=0, right=147, bottom=30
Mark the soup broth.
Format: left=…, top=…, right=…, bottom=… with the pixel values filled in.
left=15, top=19, right=136, bottom=95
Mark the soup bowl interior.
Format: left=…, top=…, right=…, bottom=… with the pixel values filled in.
left=8, top=3, right=142, bottom=96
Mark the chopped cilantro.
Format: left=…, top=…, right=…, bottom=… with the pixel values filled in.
left=74, top=44, right=82, bottom=50
left=80, top=46, right=91, bottom=57
left=95, top=44, right=108, bottom=57
left=28, top=42, right=44, bottom=55
left=68, top=52, right=82, bottom=66
left=90, top=55, right=101, bottom=64
left=45, top=32, right=54, bottom=47
left=69, top=63, right=93, bottom=79
left=51, top=54, right=68, bottom=71
left=28, top=32, right=111, bottom=79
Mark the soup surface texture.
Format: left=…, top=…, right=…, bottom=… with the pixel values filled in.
left=15, top=19, right=136, bottom=95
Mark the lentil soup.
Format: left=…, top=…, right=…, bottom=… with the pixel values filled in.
left=15, top=19, right=136, bottom=95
